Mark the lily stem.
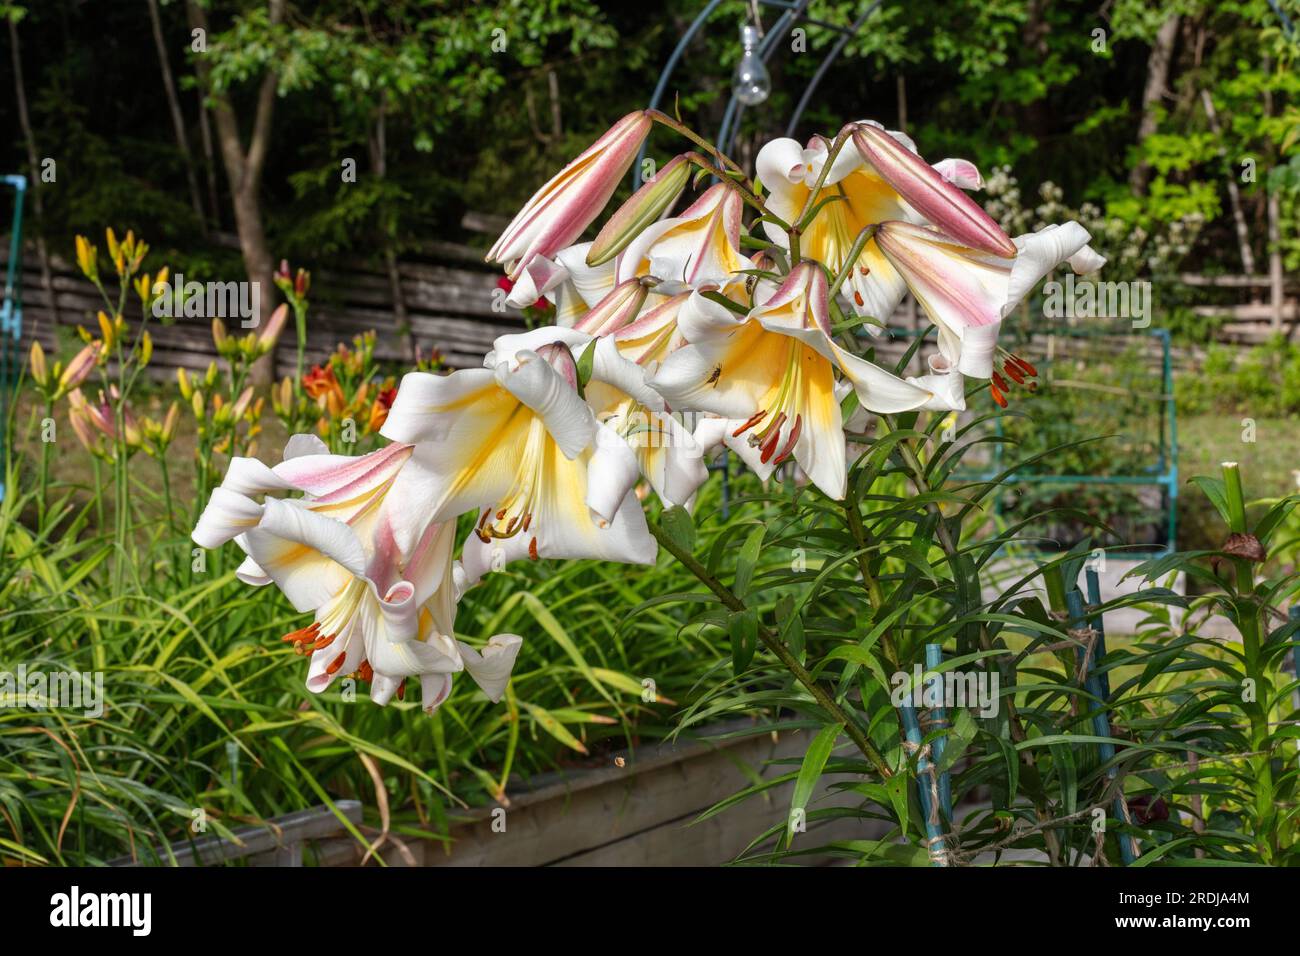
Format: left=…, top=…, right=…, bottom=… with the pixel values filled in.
left=648, top=520, right=893, bottom=778
left=885, top=414, right=1065, bottom=864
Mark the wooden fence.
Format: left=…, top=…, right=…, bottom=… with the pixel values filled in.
left=2, top=238, right=527, bottom=377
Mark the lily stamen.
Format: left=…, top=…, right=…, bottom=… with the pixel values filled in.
left=732, top=408, right=768, bottom=437
left=773, top=414, right=803, bottom=465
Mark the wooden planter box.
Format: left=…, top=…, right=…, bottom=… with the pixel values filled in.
left=117, top=722, right=888, bottom=867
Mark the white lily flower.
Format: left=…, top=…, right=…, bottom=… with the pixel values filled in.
left=616, top=182, right=755, bottom=296
left=379, top=342, right=657, bottom=586
left=191, top=436, right=523, bottom=710
left=652, top=263, right=953, bottom=500
left=755, top=123, right=1012, bottom=329
left=874, top=220, right=1106, bottom=381
left=488, top=323, right=709, bottom=510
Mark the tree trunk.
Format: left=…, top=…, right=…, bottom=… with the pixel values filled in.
left=7, top=15, right=60, bottom=335
left=197, top=86, right=221, bottom=228
left=1200, top=90, right=1256, bottom=278
left=1267, top=190, right=1284, bottom=331
left=146, top=0, right=206, bottom=229
left=1263, top=60, right=1286, bottom=333
left=187, top=0, right=285, bottom=384
left=1130, top=15, right=1181, bottom=195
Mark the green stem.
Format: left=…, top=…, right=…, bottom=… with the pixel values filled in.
left=1221, top=461, right=1275, bottom=861
left=294, top=301, right=308, bottom=387
left=887, top=416, right=1065, bottom=864
left=647, top=520, right=893, bottom=779
left=39, top=397, right=52, bottom=523
left=840, top=499, right=899, bottom=669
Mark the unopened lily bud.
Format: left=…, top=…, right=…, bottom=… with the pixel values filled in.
left=75, top=236, right=99, bottom=282
left=295, top=268, right=310, bottom=297
left=161, top=401, right=180, bottom=443
left=231, top=385, right=254, bottom=419
left=205, top=362, right=218, bottom=387
left=139, top=330, right=153, bottom=366
left=105, top=227, right=120, bottom=266
left=97, top=311, right=116, bottom=349
left=76, top=324, right=93, bottom=343
left=28, top=340, right=48, bottom=386
left=191, top=390, right=205, bottom=419
left=587, top=153, right=691, bottom=267
left=212, top=318, right=230, bottom=352
left=58, top=343, right=100, bottom=393
left=573, top=277, right=651, bottom=335
left=272, top=376, right=292, bottom=414
left=258, top=303, right=289, bottom=351
left=177, top=367, right=193, bottom=400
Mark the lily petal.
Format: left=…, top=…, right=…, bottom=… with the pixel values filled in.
left=458, top=634, right=525, bottom=703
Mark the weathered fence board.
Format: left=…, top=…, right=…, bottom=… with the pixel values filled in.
left=2, top=242, right=527, bottom=376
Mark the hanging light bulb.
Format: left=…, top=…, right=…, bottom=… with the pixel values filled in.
left=732, top=24, right=770, bottom=106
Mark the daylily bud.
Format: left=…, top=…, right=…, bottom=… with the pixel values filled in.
left=212, top=318, right=230, bottom=353
left=28, top=340, right=48, bottom=386
left=58, top=343, right=100, bottom=393
left=106, top=227, right=121, bottom=272
left=97, top=310, right=115, bottom=349
left=851, top=124, right=1016, bottom=257
left=205, top=362, right=218, bottom=387
left=75, top=236, right=99, bottom=282
left=192, top=390, right=205, bottom=419
left=76, top=325, right=94, bottom=343
left=294, top=268, right=309, bottom=297
left=587, top=153, right=691, bottom=267
left=273, top=376, right=293, bottom=415
left=231, top=385, right=254, bottom=419
left=177, top=367, right=193, bottom=399
left=258, top=303, right=289, bottom=350
left=140, top=330, right=153, bottom=366
left=160, top=401, right=179, bottom=443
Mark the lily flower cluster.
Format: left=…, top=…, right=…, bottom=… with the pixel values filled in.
left=193, top=112, right=1105, bottom=715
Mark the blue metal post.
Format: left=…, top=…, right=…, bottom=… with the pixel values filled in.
left=1069, top=585, right=1137, bottom=864
left=1, top=175, right=28, bottom=505
left=925, top=642, right=953, bottom=822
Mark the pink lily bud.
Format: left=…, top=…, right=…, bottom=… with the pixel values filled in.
left=488, top=111, right=652, bottom=284
left=258, top=303, right=290, bottom=350
left=851, top=124, right=1016, bottom=257
left=573, top=277, right=653, bottom=336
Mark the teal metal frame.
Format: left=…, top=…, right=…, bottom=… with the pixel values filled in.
left=1, top=175, right=27, bottom=504
left=886, top=324, right=1179, bottom=558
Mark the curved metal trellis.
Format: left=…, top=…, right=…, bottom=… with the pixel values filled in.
left=632, top=0, right=883, bottom=189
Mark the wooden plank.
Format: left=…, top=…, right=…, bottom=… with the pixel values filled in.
left=109, top=800, right=364, bottom=867
left=325, top=722, right=889, bottom=867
